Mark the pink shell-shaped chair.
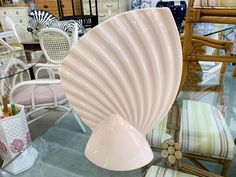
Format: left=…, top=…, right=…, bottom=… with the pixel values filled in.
left=59, top=8, right=182, bottom=171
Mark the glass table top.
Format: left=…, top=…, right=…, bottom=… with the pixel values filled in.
left=0, top=50, right=43, bottom=80
left=0, top=66, right=236, bottom=177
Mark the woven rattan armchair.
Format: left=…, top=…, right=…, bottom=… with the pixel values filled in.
left=39, top=28, right=72, bottom=65
left=182, top=0, right=236, bottom=87
left=0, top=58, right=86, bottom=133
left=37, top=28, right=72, bottom=76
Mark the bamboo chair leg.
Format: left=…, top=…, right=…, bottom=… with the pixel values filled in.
left=220, top=63, right=227, bottom=74
left=181, top=163, right=223, bottom=177
left=221, top=160, right=232, bottom=177
left=232, top=65, right=236, bottom=77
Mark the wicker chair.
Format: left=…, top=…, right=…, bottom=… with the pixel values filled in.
left=0, top=16, right=25, bottom=64
left=0, top=58, right=86, bottom=133
left=181, top=0, right=236, bottom=87
left=39, top=28, right=72, bottom=65
left=37, top=28, right=72, bottom=76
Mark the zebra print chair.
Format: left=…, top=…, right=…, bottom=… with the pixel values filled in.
left=71, top=22, right=79, bottom=47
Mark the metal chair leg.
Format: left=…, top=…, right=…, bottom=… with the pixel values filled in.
left=72, top=112, right=86, bottom=133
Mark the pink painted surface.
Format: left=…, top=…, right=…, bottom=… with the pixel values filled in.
left=59, top=8, right=182, bottom=170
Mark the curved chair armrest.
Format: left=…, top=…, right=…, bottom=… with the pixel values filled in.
left=181, top=34, right=233, bottom=50
left=192, top=34, right=233, bottom=50
left=36, top=63, right=60, bottom=68
left=9, top=79, right=62, bottom=108
left=34, top=64, right=60, bottom=79
left=11, top=79, right=61, bottom=87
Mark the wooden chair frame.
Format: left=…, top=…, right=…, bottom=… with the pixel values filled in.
left=180, top=0, right=236, bottom=176
left=182, top=0, right=236, bottom=88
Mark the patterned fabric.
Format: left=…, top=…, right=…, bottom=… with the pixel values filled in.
left=146, top=115, right=168, bottom=148
left=145, top=165, right=198, bottom=177
left=180, top=100, right=235, bottom=159
left=132, top=0, right=152, bottom=9
left=194, top=0, right=236, bottom=7
left=147, top=100, right=235, bottom=160
left=27, top=10, right=85, bottom=37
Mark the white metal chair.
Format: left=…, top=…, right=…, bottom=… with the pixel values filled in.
left=0, top=58, right=30, bottom=97
left=0, top=58, right=86, bottom=132
left=0, top=16, right=25, bottom=64
left=1, top=16, right=22, bottom=45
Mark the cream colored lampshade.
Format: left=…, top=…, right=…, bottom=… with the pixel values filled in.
left=59, top=8, right=182, bottom=171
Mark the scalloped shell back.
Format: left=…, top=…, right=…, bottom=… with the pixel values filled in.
left=59, top=8, right=182, bottom=135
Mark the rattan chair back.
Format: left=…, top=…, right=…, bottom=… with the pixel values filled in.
left=39, top=28, right=72, bottom=65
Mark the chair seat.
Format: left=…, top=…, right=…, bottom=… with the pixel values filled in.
left=145, top=165, right=198, bottom=177
left=12, top=82, right=66, bottom=106
left=194, top=0, right=236, bottom=7
left=147, top=100, right=235, bottom=160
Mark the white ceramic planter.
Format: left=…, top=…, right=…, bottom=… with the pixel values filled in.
left=0, top=105, right=29, bottom=165
left=0, top=105, right=38, bottom=175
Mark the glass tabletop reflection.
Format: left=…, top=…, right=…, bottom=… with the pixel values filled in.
left=0, top=50, right=44, bottom=80
left=1, top=63, right=236, bottom=177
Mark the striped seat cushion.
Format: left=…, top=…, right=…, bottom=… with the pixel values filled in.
left=194, top=0, right=236, bottom=7
left=180, top=100, right=235, bottom=159
left=146, top=115, right=168, bottom=148
left=147, top=100, right=235, bottom=160
left=145, top=165, right=198, bottom=177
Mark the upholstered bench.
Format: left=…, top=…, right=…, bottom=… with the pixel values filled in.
left=145, top=165, right=198, bottom=177
left=147, top=100, right=235, bottom=176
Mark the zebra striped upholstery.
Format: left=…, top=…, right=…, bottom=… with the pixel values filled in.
left=147, top=100, right=235, bottom=160
left=145, top=165, right=198, bottom=177
left=28, top=10, right=85, bottom=37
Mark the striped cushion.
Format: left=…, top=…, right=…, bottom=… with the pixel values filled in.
left=145, top=165, right=198, bottom=177
left=194, top=0, right=236, bottom=7
left=147, top=100, right=235, bottom=160
left=180, top=100, right=235, bottom=159
left=146, top=115, right=168, bottom=148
